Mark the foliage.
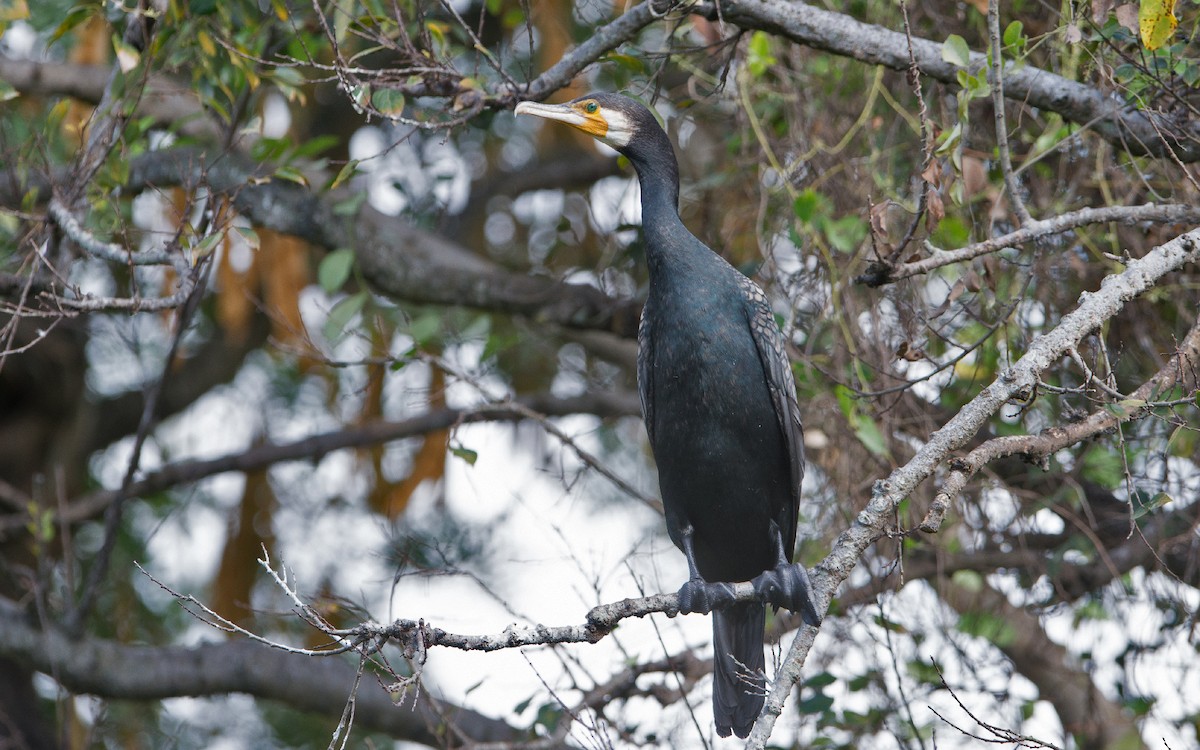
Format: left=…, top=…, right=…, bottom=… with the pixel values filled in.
left=0, top=0, right=1198, bottom=747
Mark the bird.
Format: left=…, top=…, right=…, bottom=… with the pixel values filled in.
left=515, top=92, right=821, bottom=739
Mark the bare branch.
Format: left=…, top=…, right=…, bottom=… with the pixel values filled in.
left=0, top=54, right=220, bottom=141
left=0, top=391, right=640, bottom=533
left=698, top=0, right=1200, bottom=161
left=939, top=580, right=1138, bottom=747
left=516, top=1, right=670, bottom=104
left=926, top=308, right=1200, bottom=530
left=0, top=147, right=642, bottom=336
left=931, top=661, right=1061, bottom=748
left=745, top=227, right=1200, bottom=747
left=856, top=203, right=1200, bottom=286
left=987, top=0, right=1032, bottom=225
left=60, top=1, right=167, bottom=210
left=0, top=600, right=546, bottom=747
left=47, top=198, right=181, bottom=268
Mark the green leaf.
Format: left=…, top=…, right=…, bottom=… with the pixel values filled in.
left=451, top=445, right=479, bottom=465
left=501, top=7, right=525, bottom=28
left=951, top=569, right=983, bottom=592
left=601, top=52, right=646, bottom=74
left=0, top=80, right=16, bottom=103
left=48, top=5, right=95, bottom=44
left=1124, top=695, right=1155, bottom=717
left=1073, top=597, right=1109, bottom=624
left=1104, top=398, right=1146, bottom=419
left=332, top=191, right=368, bottom=217
left=793, top=189, right=825, bottom=224
left=274, top=165, right=308, bottom=186
left=823, top=215, right=868, bottom=254
left=1133, top=491, right=1172, bottom=519
left=371, top=88, right=406, bottom=117
left=907, top=659, right=941, bottom=685
left=512, top=694, right=534, bottom=715
left=408, top=312, right=441, bottom=345
left=323, top=291, right=368, bottom=342
left=1003, top=20, right=1025, bottom=49
left=873, top=614, right=908, bottom=633
left=747, top=31, right=777, bottom=77
left=329, top=159, right=360, bottom=190
left=851, top=413, right=889, bottom=457
left=847, top=670, right=878, bottom=691
left=797, top=692, right=834, bottom=714
left=234, top=225, right=259, bottom=251
left=964, top=71, right=992, bottom=99
left=834, top=385, right=891, bottom=457
left=318, top=248, right=356, bottom=293
left=931, top=215, right=970, bottom=247
left=293, top=134, right=340, bottom=158
left=942, top=34, right=971, bottom=68
left=957, top=611, right=1017, bottom=647
left=113, top=35, right=141, bottom=73
left=804, top=672, right=836, bottom=688
left=533, top=701, right=563, bottom=730
left=1081, top=445, right=1123, bottom=489
left=191, top=231, right=223, bottom=260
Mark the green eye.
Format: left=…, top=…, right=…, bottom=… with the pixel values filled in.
left=585, top=101, right=598, bottom=114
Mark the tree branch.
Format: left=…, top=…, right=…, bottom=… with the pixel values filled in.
left=2, top=147, right=644, bottom=338
left=987, top=0, right=1033, bottom=226
left=515, top=1, right=669, bottom=104
left=928, top=307, right=1200, bottom=531
left=0, top=391, right=641, bottom=533
left=699, top=0, right=1200, bottom=161
left=0, top=604, right=547, bottom=748
left=856, top=203, right=1200, bottom=286
left=939, top=580, right=1140, bottom=747
left=0, top=145, right=641, bottom=336
left=0, top=54, right=220, bottom=141
left=745, top=227, right=1200, bottom=746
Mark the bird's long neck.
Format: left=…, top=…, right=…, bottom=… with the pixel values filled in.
left=624, top=131, right=685, bottom=268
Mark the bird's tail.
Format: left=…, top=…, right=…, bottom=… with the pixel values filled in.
left=712, top=601, right=766, bottom=739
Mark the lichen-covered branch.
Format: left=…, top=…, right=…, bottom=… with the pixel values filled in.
left=0, top=601, right=545, bottom=747
left=929, top=309, right=1200, bottom=525
left=856, top=203, right=1200, bottom=287
left=700, top=0, right=1200, bottom=161
left=744, top=227, right=1200, bottom=747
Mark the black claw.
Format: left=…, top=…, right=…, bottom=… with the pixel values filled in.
left=752, top=563, right=822, bottom=626
left=677, top=579, right=737, bottom=615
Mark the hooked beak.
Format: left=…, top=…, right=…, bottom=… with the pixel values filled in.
left=515, top=101, right=586, bottom=126
left=514, top=100, right=609, bottom=140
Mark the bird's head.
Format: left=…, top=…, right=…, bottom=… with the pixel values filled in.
left=514, top=93, right=655, bottom=153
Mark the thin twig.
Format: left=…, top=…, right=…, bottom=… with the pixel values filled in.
left=988, top=0, right=1033, bottom=225
left=65, top=246, right=214, bottom=633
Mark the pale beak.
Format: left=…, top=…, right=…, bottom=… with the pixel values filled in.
left=514, top=101, right=587, bottom=126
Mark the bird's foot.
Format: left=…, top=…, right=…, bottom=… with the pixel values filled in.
left=677, top=578, right=737, bottom=615
left=752, top=562, right=822, bottom=626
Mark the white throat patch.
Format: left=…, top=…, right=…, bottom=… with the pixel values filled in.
left=599, top=108, right=635, bottom=149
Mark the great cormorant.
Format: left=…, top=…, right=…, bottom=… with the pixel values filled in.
left=516, top=92, right=821, bottom=739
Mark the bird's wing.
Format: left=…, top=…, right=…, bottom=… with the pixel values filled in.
left=636, top=305, right=656, bottom=446
left=739, top=274, right=804, bottom=551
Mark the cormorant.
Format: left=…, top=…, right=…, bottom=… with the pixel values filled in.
left=516, top=93, right=821, bottom=739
